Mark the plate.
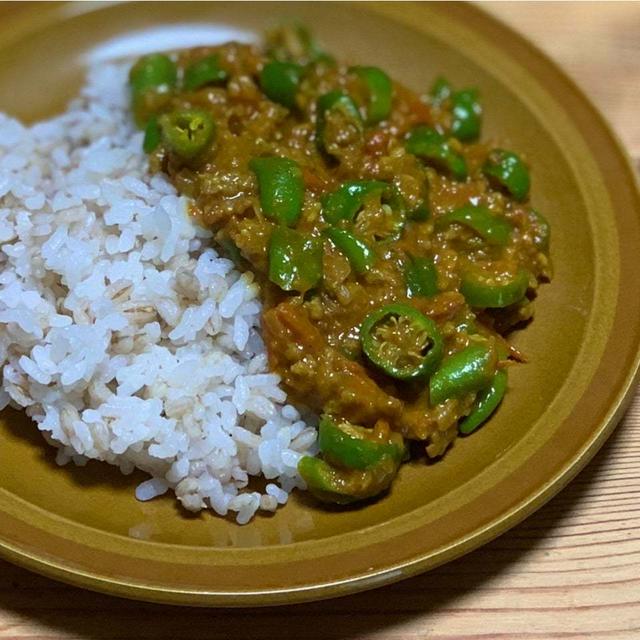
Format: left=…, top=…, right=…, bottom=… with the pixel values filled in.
left=1, top=1, right=640, bottom=607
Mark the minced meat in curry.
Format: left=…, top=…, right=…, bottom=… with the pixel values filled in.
left=128, top=25, right=551, bottom=505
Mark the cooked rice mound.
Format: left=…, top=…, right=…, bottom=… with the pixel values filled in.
left=0, top=63, right=317, bottom=524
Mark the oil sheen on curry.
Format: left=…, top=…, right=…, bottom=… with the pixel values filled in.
left=129, top=26, right=551, bottom=506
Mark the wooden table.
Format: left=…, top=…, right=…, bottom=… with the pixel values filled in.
left=1, top=3, right=640, bottom=638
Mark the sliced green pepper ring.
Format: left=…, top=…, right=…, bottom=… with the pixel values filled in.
left=158, top=108, right=215, bottom=160
left=142, top=116, right=161, bottom=154
left=259, top=61, right=304, bottom=109
left=530, top=209, right=551, bottom=252
left=249, top=156, right=304, bottom=226
left=316, top=90, right=363, bottom=155
left=459, top=262, right=530, bottom=308
left=405, top=125, right=468, bottom=181
left=459, top=369, right=508, bottom=434
left=129, top=54, right=177, bottom=128
left=430, top=76, right=452, bottom=104
left=483, top=149, right=531, bottom=201
left=450, top=89, right=482, bottom=141
left=268, top=226, right=323, bottom=292
left=408, top=205, right=430, bottom=222
left=324, top=227, right=375, bottom=274
left=267, top=22, right=334, bottom=66
left=297, top=455, right=400, bottom=505
left=350, top=65, right=393, bottom=124
left=436, top=204, right=513, bottom=246
left=454, top=315, right=478, bottom=335
left=129, top=53, right=177, bottom=95
left=321, top=180, right=388, bottom=225
left=318, top=416, right=405, bottom=470
left=183, top=54, right=228, bottom=91
left=405, top=255, right=439, bottom=298
left=360, top=303, right=444, bottom=381
left=321, top=180, right=407, bottom=242
left=429, top=341, right=497, bottom=405
left=356, top=200, right=406, bottom=243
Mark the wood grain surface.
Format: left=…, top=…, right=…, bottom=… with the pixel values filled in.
left=1, top=2, right=640, bottom=638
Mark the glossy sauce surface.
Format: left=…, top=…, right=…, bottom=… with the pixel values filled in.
left=139, top=29, right=551, bottom=461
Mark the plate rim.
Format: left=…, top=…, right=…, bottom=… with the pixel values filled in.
left=1, top=0, right=639, bottom=606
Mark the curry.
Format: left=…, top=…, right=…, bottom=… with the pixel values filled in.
left=128, top=25, right=551, bottom=505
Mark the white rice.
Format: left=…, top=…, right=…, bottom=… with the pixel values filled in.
left=0, top=62, right=317, bottom=524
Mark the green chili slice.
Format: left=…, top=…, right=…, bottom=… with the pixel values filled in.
left=429, top=341, right=497, bottom=405
left=436, top=204, right=513, bottom=246
left=292, top=23, right=333, bottom=64
left=321, top=180, right=388, bottom=225
left=142, top=116, right=161, bottom=154
left=430, top=76, right=452, bottom=103
left=158, top=109, right=215, bottom=160
left=531, top=209, right=551, bottom=252
left=268, top=227, right=323, bottom=292
left=318, top=416, right=405, bottom=470
left=408, top=203, right=430, bottom=221
left=405, top=255, right=439, bottom=298
left=183, top=54, right=228, bottom=91
left=216, top=233, right=244, bottom=266
left=250, top=156, right=304, bottom=227
left=460, top=262, right=530, bottom=308
left=322, top=180, right=406, bottom=242
left=450, top=89, right=482, bottom=141
left=298, top=455, right=400, bottom=505
left=459, top=369, right=508, bottom=434
left=483, top=149, right=531, bottom=201
left=267, top=22, right=334, bottom=66
left=350, top=65, right=393, bottom=124
left=360, top=303, right=444, bottom=381
left=406, top=125, right=468, bottom=181
left=129, top=54, right=177, bottom=127
left=325, top=227, right=375, bottom=274
left=316, top=90, right=363, bottom=155
left=455, top=315, right=478, bottom=335
left=355, top=197, right=406, bottom=242
left=259, top=61, right=304, bottom=109
left=129, top=53, right=177, bottom=95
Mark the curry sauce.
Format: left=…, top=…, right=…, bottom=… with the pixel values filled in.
left=129, top=25, right=551, bottom=504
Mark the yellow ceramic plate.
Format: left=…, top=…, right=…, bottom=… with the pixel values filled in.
left=1, top=1, right=640, bottom=607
